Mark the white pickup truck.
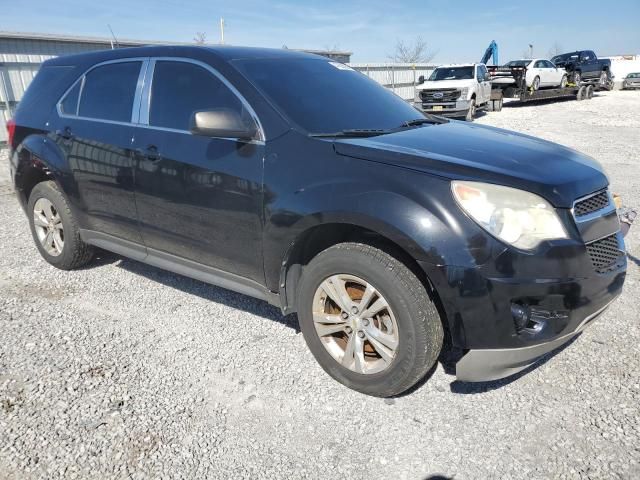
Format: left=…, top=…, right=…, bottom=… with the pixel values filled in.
left=414, top=63, right=492, bottom=121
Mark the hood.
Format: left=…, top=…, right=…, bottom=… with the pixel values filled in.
left=333, top=121, right=608, bottom=208
left=418, top=79, right=476, bottom=91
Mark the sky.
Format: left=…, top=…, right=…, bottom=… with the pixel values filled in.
left=2, top=0, right=639, bottom=63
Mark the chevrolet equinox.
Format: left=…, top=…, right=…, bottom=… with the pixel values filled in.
left=7, top=46, right=627, bottom=396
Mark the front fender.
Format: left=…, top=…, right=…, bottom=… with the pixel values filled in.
left=262, top=169, right=498, bottom=293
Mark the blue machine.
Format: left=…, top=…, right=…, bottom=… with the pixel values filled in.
left=480, top=40, right=499, bottom=66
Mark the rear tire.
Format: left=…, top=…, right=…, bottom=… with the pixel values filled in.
left=297, top=243, right=444, bottom=397
left=560, top=75, right=568, bottom=89
left=28, top=181, right=94, bottom=270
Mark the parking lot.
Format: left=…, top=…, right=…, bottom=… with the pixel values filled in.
left=1, top=90, right=639, bottom=479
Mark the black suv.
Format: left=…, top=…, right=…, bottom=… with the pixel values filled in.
left=8, top=46, right=626, bottom=396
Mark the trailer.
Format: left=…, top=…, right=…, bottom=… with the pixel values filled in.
left=487, top=65, right=596, bottom=108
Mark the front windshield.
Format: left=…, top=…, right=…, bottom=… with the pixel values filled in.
left=504, top=60, right=530, bottom=67
left=628, top=73, right=640, bottom=78
left=428, top=67, right=474, bottom=81
left=232, top=58, right=423, bottom=134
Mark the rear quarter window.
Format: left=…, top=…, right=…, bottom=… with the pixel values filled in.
left=13, top=65, right=77, bottom=126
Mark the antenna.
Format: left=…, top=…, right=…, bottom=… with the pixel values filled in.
left=107, top=24, right=119, bottom=49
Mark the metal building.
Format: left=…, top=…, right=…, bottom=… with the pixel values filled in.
left=0, top=31, right=352, bottom=142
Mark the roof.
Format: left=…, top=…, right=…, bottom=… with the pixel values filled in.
left=0, top=31, right=352, bottom=56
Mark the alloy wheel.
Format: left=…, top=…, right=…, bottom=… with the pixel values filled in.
left=312, top=274, right=399, bottom=374
left=33, top=198, right=64, bottom=256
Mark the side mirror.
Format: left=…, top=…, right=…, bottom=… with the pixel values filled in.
left=418, top=75, right=425, bottom=84
left=484, top=73, right=492, bottom=81
left=190, top=109, right=258, bottom=140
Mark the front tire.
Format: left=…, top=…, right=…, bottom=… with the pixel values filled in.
left=531, top=76, right=541, bottom=91
left=28, top=181, right=94, bottom=270
left=297, top=243, right=444, bottom=397
left=465, top=98, right=476, bottom=122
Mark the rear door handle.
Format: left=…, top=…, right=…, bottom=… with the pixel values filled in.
left=55, top=127, right=74, bottom=140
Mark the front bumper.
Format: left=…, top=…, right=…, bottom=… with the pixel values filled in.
left=421, top=228, right=627, bottom=383
left=414, top=99, right=470, bottom=117
left=455, top=299, right=613, bottom=381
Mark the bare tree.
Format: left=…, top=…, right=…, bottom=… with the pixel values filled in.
left=387, top=37, right=437, bottom=63
left=547, top=42, right=563, bottom=59
left=193, top=32, right=207, bottom=45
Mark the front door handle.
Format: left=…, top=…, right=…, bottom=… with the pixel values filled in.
left=55, top=127, right=74, bottom=140
left=136, top=145, right=161, bottom=162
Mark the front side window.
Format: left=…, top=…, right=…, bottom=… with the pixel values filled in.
left=77, top=61, right=141, bottom=122
left=149, top=61, right=249, bottom=131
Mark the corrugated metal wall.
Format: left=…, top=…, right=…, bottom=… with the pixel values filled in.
left=350, top=63, right=436, bottom=101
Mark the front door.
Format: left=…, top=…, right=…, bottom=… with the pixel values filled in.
left=132, top=59, right=265, bottom=283
left=53, top=60, right=144, bottom=243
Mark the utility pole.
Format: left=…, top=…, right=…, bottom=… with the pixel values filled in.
left=529, top=44, right=533, bottom=59
left=220, top=18, right=225, bottom=44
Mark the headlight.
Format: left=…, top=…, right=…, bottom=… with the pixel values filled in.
left=460, top=87, right=469, bottom=98
left=452, top=181, right=568, bottom=250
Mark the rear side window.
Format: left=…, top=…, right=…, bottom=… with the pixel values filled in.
left=78, top=62, right=141, bottom=122
left=149, top=61, right=246, bottom=131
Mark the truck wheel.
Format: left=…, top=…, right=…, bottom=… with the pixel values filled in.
left=494, top=98, right=503, bottom=112
left=598, top=71, right=609, bottom=90
left=531, top=76, right=540, bottom=91
left=576, top=86, right=586, bottom=101
left=465, top=99, right=476, bottom=121
left=573, top=71, right=582, bottom=85
left=297, top=243, right=444, bottom=397
left=28, top=181, right=95, bottom=270
left=560, top=75, right=568, bottom=89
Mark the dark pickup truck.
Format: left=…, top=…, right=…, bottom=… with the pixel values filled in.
left=551, top=50, right=611, bottom=87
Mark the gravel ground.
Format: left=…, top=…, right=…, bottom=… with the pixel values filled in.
left=1, top=90, right=639, bottom=480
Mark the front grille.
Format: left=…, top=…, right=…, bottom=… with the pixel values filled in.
left=574, top=190, right=610, bottom=217
left=420, top=89, right=461, bottom=103
left=585, top=234, right=623, bottom=274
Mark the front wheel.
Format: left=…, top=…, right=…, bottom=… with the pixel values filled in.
left=297, top=243, right=444, bottom=397
left=531, top=76, right=541, bottom=91
left=465, top=99, right=476, bottom=122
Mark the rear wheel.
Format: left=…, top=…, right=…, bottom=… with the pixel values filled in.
left=297, top=243, right=443, bottom=397
left=560, top=75, right=568, bottom=89
left=28, top=181, right=94, bottom=270
left=599, top=71, right=607, bottom=87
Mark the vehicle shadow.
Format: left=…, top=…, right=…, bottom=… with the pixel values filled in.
left=447, top=335, right=580, bottom=395
left=112, top=256, right=300, bottom=332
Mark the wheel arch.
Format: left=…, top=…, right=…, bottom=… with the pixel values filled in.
left=13, top=135, right=69, bottom=211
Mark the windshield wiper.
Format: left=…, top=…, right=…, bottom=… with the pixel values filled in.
left=400, top=116, right=449, bottom=127
left=309, top=129, right=390, bottom=138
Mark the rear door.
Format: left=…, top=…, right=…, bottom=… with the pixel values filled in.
left=131, top=58, right=265, bottom=283
left=54, top=59, right=146, bottom=243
